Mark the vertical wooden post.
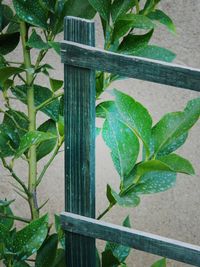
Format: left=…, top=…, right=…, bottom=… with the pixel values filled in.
left=63, top=17, right=96, bottom=266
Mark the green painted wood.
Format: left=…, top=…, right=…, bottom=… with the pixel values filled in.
left=61, top=212, right=200, bottom=266
left=63, top=16, right=96, bottom=267
left=61, top=41, right=200, bottom=92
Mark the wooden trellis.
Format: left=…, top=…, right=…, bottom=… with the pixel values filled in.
left=60, top=16, right=200, bottom=267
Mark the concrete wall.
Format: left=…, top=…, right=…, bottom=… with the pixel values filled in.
left=0, top=1, right=200, bottom=266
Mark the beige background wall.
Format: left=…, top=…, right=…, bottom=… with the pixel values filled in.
left=0, top=1, right=200, bottom=266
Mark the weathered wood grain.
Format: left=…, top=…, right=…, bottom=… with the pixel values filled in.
left=63, top=17, right=96, bottom=267
left=61, top=212, right=200, bottom=266
left=61, top=41, right=200, bottom=92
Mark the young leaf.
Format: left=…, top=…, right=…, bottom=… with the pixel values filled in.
left=113, top=89, right=152, bottom=154
left=118, top=30, right=153, bottom=55
left=49, top=78, right=63, bottom=92
left=35, top=234, right=58, bottom=267
left=111, top=0, right=136, bottom=23
left=131, top=45, right=176, bottom=62
left=12, top=85, right=60, bottom=121
left=113, top=14, right=154, bottom=41
left=102, top=113, right=139, bottom=179
left=134, top=171, right=176, bottom=194
left=15, top=131, right=57, bottom=158
left=88, top=0, right=111, bottom=21
left=13, top=0, right=48, bottom=29
left=27, top=30, right=49, bottom=50
left=151, top=258, right=166, bottom=267
left=0, top=32, right=20, bottom=55
left=13, top=214, right=48, bottom=260
left=148, top=10, right=176, bottom=33
left=37, top=120, right=58, bottom=161
left=152, top=97, right=200, bottom=156
left=158, top=154, right=195, bottom=175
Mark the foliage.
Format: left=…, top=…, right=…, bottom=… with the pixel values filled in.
left=0, top=0, right=199, bottom=266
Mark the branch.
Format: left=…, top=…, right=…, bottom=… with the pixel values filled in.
left=0, top=212, right=30, bottom=223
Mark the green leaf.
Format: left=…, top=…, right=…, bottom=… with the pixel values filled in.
left=109, top=186, right=140, bottom=207
left=15, top=130, right=57, bottom=158
left=152, top=98, right=200, bottom=156
left=64, top=0, right=96, bottom=19
left=39, top=0, right=56, bottom=12
left=0, top=4, right=14, bottom=32
left=113, top=14, right=154, bottom=41
left=13, top=214, right=48, bottom=260
left=0, top=67, right=23, bottom=86
left=151, top=258, right=166, bottom=267
left=131, top=45, right=176, bottom=62
left=118, top=30, right=153, bottom=55
left=58, top=116, right=64, bottom=137
left=0, top=54, right=7, bottom=68
left=0, top=223, right=9, bottom=256
left=6, top=15, right=20, bottom=33
left=11, top=85, right=60, bottom=121
left=0, top=123, right=17, bottom=157
left=13, top=261, right=30, bottom=267
left=111, top=0, right=136, bottom=23
left=48, top=41, right=61, bottom=55
left=0, top=200, right=14, bottom=230
left=96, top=101, right=117, bottom=118
left=142, top=0, right=161, bottom=14
left=158, top=154, right=195, bottom=175
left=88, top=0, right=111, bottom=21
left=54, top=215, right=65, bottom=248
left=52, top=248, right=65, bottom=267
left=102, top=113, right=139, bottom=179
left=134, top=171, right=176, bottom=194
left=96, top=249, right=101, bottom=267
left=35, top=234, right=58, bottom=267
left=148, top=10, right=176, bottom=33
left=113, top=89, right=152, bottom=154
left=27, top=30, right=49, bottom=50
left=49, top=78, right=63, bottom=92
left=105, top=216, right=131, bottom=263
left=96, top=127, right=101, bottom=137
left=13, top=0, right=48, bottom=29
left=102, top=249, right=120, bottom=267
left=37, top=120, right=58, bottom=161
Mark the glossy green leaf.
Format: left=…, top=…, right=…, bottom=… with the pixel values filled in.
left=64, top=0, right=96, bottom=19
left=0, top=124, right=17, bottom=157
left=102, top=113, right=139, bottom=179
left=11, top=85, right=60, bottom=121
left=148, top=9, right=176, bottom=33
left=113, top=89, right=152, bottom=154
left=88, top=0, right=111, bottom=21
left=134, top=171, right=176, bottom=194
left=13, top=0, right=48, bottom=29
left=39, top=0, right=56, bottom=12
left=27, top=30, right=49, bottom=50
left=0, top=200, right=14, bottom=230
left=152, top=98, right=200, bottom=156
left=118, top=30, right=153, bottom=54
left=111, top=0, right=136, bottom=23
left=0, top=67, right=23, bottom=86
left=131, top=45, right=176, bottom=62
left=156, top=132, right=188, bottom=157
left=105, top=216, right=131, bottom=263
left=48, top=41, right=61, bottom=55
left=151, top=258, right=166, bottom=267
left=15, top=130, right=57, bottom=158
left=49, top=78, right=63, bottom=92
left=158, top=154, right=195, bottom=175
left=96, top=101, right=117, bottom=118
left=37, top=120, right=58, bottom=161
left=113, top=14, right=154, bottom=41
left=106, top=184, right=117, bottom=205
left=108, top=185, right=140, bottom=207
left=35, top=234, right=58, bottom=267
left=13, top=214, right=48, bottom=260
left=0, top=4, right=13, bottom=32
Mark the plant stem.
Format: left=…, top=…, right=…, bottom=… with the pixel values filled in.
left=0, top=212, right=30, bottom=223
left=36, top=137, right=64, bottom=186
left=97, top=203, right=114, bottom=220
left=20, top=22, right=39, bottom=220
left=135, top=0, right=140, bottom=14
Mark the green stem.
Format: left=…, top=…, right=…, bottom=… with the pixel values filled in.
left=0, top=212, right=30, bottom=223
left=20, top=22, right=38, bottom=220
left=97, top=203, right=114, bottom=220
left=135, top=0, right=140, bottom=14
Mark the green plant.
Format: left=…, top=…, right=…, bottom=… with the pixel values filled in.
left=0, top=0, right=199, bottom=266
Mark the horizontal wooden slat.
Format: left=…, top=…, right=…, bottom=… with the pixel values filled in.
left=61, top=41, right=200, bottom=92
left=61, top=212, right=200, bottom=266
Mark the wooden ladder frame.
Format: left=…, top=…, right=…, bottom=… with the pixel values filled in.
left=60, top=16, right=200, bottom=267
